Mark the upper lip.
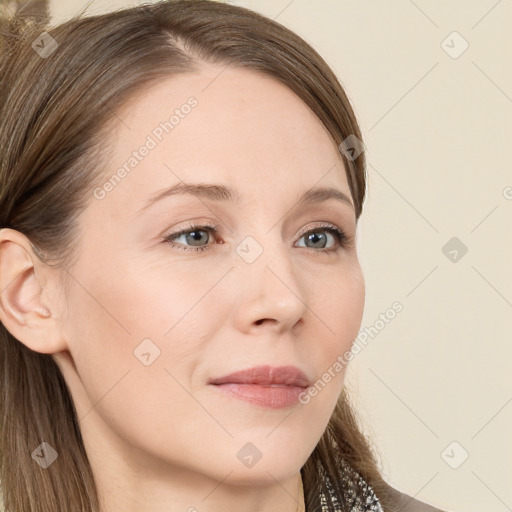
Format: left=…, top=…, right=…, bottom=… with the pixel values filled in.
left=208, top=365, right=311, bottom=387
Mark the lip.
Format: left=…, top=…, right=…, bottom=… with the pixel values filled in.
left=208, top=365, right=311, bottom=409
left=208, top=365, right=311, bottom=387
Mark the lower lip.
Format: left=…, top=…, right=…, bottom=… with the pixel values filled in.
left=210, top=383, right=306, bottom=409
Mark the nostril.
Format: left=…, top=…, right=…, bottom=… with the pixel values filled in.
left=254, top=318, right=277, bottom=326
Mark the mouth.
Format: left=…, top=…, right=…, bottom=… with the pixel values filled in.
left=208, top=365, right=311, bottom=409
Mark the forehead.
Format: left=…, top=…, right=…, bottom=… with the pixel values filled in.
left=92, top=64, right=350, bottom=216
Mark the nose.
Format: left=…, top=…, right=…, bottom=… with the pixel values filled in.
left=231, top=238, right=308, bottom=335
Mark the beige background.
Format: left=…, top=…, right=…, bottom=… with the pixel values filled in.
left=9, top=1, right=512, bottom=511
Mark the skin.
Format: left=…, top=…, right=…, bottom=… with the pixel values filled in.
left=0, top=63, right=365, bottom=512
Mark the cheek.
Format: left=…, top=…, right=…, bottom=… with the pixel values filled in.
left=66, top=248, right=210, bottom=343
left=303, top=265, right=365, bottom=398
left=61, top=250, right=225, bottom=402
left=313, top=263, right=365, bottom=347
left=60, top=263, right=216, bottom=461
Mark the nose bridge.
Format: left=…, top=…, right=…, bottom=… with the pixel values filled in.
left=236, top=217, right=293, bottom=283
left=236, top=201, right=303, bottom=284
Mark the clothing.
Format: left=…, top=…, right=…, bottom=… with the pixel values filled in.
left=317, top=458, right=447, bottom=512
left=318, top=458, right=384, bottom=512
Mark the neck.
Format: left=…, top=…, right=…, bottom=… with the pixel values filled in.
left=89, top=442, right=305, bottom=512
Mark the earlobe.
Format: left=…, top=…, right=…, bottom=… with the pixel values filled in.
left=0, top=228, right=66, bottom=354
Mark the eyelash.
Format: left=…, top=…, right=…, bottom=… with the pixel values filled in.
left=162, top=222, right=352, bottom=255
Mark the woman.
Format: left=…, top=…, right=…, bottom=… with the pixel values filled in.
left=0, top=1, right=449, bottom=511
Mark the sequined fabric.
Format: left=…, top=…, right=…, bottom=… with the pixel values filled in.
left=318, top=458, right=384, bottom=512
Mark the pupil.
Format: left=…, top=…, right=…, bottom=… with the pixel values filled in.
left=189, top=230, right=206, bottom=245
left=308, top=232, right=326, bottom=248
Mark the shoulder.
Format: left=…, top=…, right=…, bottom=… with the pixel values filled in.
left=380, top=480, right=450, bottom=512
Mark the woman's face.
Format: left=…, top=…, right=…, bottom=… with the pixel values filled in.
left=53, top=63, right=365, bottom=490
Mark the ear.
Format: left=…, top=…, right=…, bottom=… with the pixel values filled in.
left=0, top=228, right=68, bottom=354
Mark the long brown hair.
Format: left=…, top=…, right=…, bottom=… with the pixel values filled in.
left=0, top=1, right=396, bottom=511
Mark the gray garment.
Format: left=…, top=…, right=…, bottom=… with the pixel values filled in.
left=319, top=459, right=384, bottom=512
left=318, top=458, right=447, bottom=512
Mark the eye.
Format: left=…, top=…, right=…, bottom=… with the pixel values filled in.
left=162, top=222, right=219, bottom=253
left=294, top=224, right=349, bottom=254
left=162, top=222, right=351, bottom=253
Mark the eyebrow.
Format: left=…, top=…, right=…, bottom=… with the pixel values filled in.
left=138, top=181, right=354, bottom=212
